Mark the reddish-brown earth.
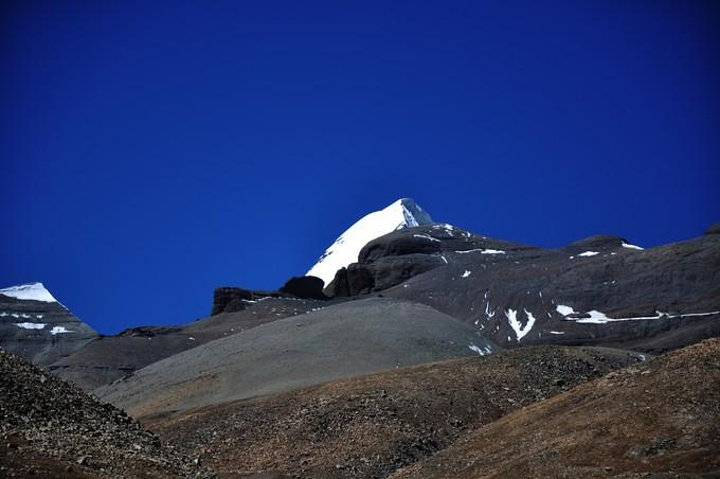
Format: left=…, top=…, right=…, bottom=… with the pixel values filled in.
left=4, top=338, right=718, bottom=478
left=145, top=345, right=644, bottom=478
left=391, top=338, right=720, bottom=479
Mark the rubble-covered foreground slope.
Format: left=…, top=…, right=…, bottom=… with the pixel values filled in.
left=391, top=338, right=720, bottom=479
left=145, top=345, right=645, bottom=479
left=97, top=298, right=499, bottom=417
left=0, top=350, right=213, bottom=479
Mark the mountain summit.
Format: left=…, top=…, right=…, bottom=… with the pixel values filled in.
left=306, top=198, right=434, bottom=285
left=0, top=282, right=58, bottom=303
left=0, top=282, right=97, bottom=365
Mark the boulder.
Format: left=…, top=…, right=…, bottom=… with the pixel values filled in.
left=280, top=276, right=327, bottom=300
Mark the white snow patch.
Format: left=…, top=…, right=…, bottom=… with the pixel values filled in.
left=455, top=248, right=505, bottom=255
left=16, top=322, right=46, bottom=330
left=413, top=233, right=441, bottom=243
left=461, top=270, right=472, bottom=278
left=582, top=310, right=611, bottom=323
left=50, top=326, right=72, bottom=335
left=0, top=283, right=57, bottom=303
left=306, top=199, right=433, bottom=285
left=556, top=304, right=577, bottom=316
left=562, top=309, right=720, bottom=324
left=549, top=331, right=565, bottom=335
left=468, top=343, right=492, bottom=356
left=622, top=242, right=644, bottom=250
left=433, top=223, right=457, bottom=236
left=506, top=309, right=536, bottom=341
left=578, top=251, right=599, bottom=257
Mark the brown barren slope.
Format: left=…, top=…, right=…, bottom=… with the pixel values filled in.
left=391, top=338, right=720, bottom=479
left=146, top=345, right=644, bottom=478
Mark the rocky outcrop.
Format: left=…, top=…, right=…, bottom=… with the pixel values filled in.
left=214, top=278, right=328, bottom=314
left=565, top=234, right=628, bottom=252
left=118, top=326, right=183, bottom=337
left=279, top=276, right=327, bottom=300
left=326, top=265, right=376, bottom=297
left=211, top=287, right=281, bottom=315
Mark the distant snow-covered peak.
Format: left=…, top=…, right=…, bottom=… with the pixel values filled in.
left=306, top=198, right=434, bottom=286
left=0, top=282, right=58, bottom=303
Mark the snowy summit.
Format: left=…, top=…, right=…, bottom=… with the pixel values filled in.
left=306, top=198, right=434, bottom=286
left=0, top=283, right=58, bottom=303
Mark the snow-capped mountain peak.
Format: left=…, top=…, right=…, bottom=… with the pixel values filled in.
left=0, top=282, right=58, bottom=303
left=306, top=198, right=434, bottom=286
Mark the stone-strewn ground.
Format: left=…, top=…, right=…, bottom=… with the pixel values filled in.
left=0, top=350, right=213, bottom=478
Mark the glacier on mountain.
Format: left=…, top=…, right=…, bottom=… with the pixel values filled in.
left=306, top=198, right=433, bottom=286
left=0, top=283, right=58, bottom=303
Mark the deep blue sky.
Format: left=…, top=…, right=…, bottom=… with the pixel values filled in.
left=2, top=1, right=718, bottom=334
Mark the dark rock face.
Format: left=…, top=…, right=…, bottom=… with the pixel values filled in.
left=212, top=287, right=255, bottom=315
left=326, top=224, right=534, bottom=297
left=326, top=224, right=720, bottom=353
left=118, top=326, right=183, bottom=337
left=211, top=286, right=283, bottom=315
left=279, top=276, right=327, bottom=300
left=327, top=265, right=376, bottom=297
left=565, top=234, right=627, bottom=251
left=0, top=293, right=97, bottom=366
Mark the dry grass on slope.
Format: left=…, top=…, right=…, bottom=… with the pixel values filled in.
left=391, top=338, right=720, bottom=479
